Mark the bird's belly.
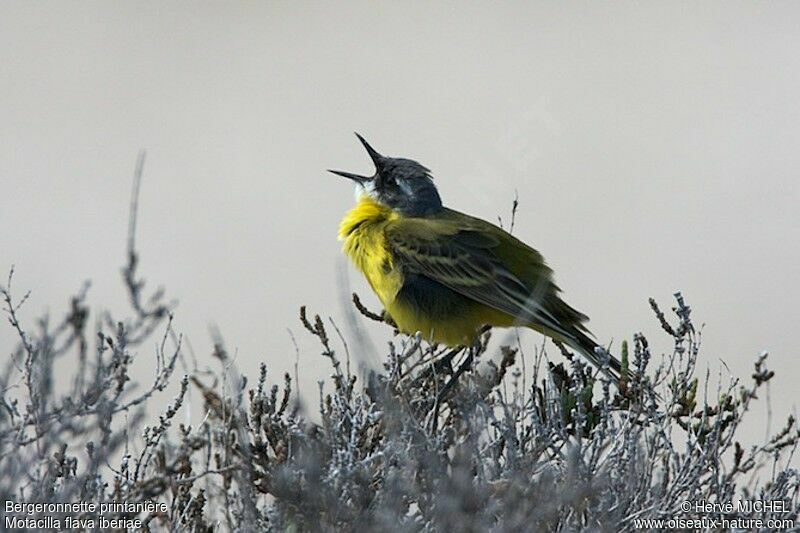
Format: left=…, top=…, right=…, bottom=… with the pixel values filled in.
left=387, top=272, right=515, bottom=346
left=387, top=301, right=480, bottom=346
left=353, top=251, right=499, bottom=346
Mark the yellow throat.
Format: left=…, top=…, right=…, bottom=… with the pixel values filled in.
left=338, top=196, right=403, bottom=309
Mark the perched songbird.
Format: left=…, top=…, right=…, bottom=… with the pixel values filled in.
left=331, top=134, right=622, bottom=376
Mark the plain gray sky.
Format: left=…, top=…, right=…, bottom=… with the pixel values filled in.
left=1, top=2, right=798, bottom=449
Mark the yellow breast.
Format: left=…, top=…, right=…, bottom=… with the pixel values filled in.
left=338, top=196, right=404, bottom=309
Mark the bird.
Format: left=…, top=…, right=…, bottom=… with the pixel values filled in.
left=330, top=133, right=623, bottom=377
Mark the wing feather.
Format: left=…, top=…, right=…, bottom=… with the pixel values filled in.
left=384, top=215, right=571, bottom=338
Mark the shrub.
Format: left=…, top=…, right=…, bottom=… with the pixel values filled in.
left=1, top=169, right=797, bottom=531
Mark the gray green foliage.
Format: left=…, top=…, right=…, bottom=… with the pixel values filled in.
left=2, top=254, right=798, bottom=531
left=1, top=171, right=797, bottom=530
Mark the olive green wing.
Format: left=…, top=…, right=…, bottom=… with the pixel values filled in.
left=383, top=211, right=574, bottom=339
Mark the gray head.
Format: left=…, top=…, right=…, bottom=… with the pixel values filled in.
left=329, top=133, right=443, bottom=216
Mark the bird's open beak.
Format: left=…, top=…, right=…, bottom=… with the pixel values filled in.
left=328, top=169, right=370, bottom=183
left=354, top=133, right=383, bottom=167
left=329, top=132, right=385, bottom=183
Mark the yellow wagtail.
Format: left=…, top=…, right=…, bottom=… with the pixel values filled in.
left=331, top=133, right=622, bottom=376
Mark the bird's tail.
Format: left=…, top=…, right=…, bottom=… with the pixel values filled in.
left=522, top=288, right=626, bottom=381
left=567, top=329, right=624, bottom=379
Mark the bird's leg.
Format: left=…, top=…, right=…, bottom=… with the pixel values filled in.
left=405, top=344, right=463, bottom=390
left=432, top=325, right=491, bottom=375
left=432, top=345, right=464, bottom=375
left=430, top=340, right=479, bottom=434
